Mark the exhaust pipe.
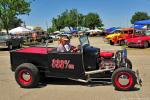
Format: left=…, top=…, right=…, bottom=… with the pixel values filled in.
left=85, top=68, right=114, bottom=75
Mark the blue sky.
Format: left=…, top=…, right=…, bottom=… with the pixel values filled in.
left=19, top=0, right=150, bottom=29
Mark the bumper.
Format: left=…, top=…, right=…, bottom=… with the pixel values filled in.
left=0, top=41, right=7, bottom=48
left=127, top=42, right=144, bottom=47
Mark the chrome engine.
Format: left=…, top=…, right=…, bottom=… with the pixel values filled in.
left=99, top=58, right=116, bottom=70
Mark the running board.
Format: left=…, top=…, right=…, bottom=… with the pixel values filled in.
left=89, top=78, right=112, bottom=84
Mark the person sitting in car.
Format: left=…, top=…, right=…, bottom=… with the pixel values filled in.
left=57, top=36, right=77, bottom=52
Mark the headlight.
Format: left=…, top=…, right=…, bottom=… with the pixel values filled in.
left=138, top=40, right=142, bottom=43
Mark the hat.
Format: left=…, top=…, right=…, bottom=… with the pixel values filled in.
left=62, top=37, right=69, bottom=41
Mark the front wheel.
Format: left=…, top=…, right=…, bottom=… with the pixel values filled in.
left=15, top=63, right=39, bottom=88
left=144, top=41, right=149, bottom=48
left=110, top=40, right=114, bottom=45
left=112, top=68, right=136, bottom=91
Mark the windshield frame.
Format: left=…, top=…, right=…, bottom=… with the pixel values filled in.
left=79, top=35, right=90, bottom=47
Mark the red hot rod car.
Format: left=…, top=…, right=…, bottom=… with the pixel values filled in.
left=127, top=30, right=150, bottom=48
left=10, top=35, right=142, bottom=91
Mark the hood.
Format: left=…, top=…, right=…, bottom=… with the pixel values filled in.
left=105, top=33, right=121, bottom=39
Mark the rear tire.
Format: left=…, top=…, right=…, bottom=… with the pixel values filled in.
left=112, top=68, right=136, bottom=91
left=15, top=63, right=39, bottom=88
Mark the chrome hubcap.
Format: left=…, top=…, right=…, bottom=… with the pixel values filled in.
left=118, top=75, right=129, bottom=85
left=22, top=72, right=31, bottom=81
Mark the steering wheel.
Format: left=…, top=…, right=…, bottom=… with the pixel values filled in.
left=71, top=45, right=81, bottom=53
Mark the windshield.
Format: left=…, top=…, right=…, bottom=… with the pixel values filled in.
left=0, top=33, right=9, bottom=40
left=144, top=30, right=150, bottom=36
left=79, top=35, right=89, bottom=46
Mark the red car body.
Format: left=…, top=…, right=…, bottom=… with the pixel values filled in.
left=127, top=34, right=150, bottom=48
left=106, top=28, right=140, bottom=45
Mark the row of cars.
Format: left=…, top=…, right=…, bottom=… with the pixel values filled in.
left=0, top=32, right=53, bottom=50
left=0, top=32, right=72, bottom=50
left=49, top=32, right=72, bottom=40
left=104, top=28, right=150, bottom=48
left=0, top=33, right=23, bottom=50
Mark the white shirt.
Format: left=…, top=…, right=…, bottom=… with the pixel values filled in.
left=64, top=44, right=71, bottom=51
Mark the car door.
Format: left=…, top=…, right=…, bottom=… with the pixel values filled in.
left=46, top=52, right=86, bottom=79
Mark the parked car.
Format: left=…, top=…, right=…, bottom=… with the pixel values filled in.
left=105, top=28, right=140, bottom=45
left=127, top=30, right=150, bottom=48
left=0, top=32, right=23, bottom=50
left=37, top=33, right=53, bottom=43
left=49, top=33, right=60, bottom=41
left=86, top=30, right=102, bottom=36
left=58, top=33, right=72, bottom=39
left=10, top=35, right=141, bottom=91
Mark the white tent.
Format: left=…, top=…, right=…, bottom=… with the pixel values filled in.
left=94, top=29, right=103, bottom=32
left=0, top=29, right=7, bottom=33
left=53, top=31, right=60, bottom=33
left=86, top=29, right=103, bottom=33
left=9, top=27, right=33, bottom=34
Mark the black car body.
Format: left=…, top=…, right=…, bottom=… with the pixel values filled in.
left=37, top=34, right=53, bottom=43
left=10, top=35, right=142, bottom=90
left=0, top=33, right=23, bottom=50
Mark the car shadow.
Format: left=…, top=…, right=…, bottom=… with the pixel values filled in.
left=0, top=48, right=8, bottom=51
left=115, top=87, right=140, bottom=92
left=37, top=77, right=112, bottom=88
left=37, top=77, right=141, bottom=92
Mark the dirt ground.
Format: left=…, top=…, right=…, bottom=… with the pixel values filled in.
left=0, top=37, right=150, bottom=100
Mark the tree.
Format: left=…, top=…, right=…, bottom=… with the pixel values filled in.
left=131, top=12, right=150, bottom=24
left=0, top=23, right=2, bottom=31
left=34, top=26, right=43, bottom=32
left=66, top=9, right=78, bottom=30
left=47, top=27, right=55, bottom=33
left=0, top=16, right=23, bottom=31
left=9, top=16, right=23, bottom=29
left=52, top=17, right=64, bottom=31
left=51, top=9, right=85, bottom=31
left=0, top=0, right=31, bottom=34
left=84, top=13, right=103, bottom=29
left=50, top=9, right=104, bottom=30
